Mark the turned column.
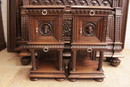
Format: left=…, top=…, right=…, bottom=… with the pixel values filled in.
left=97, top=51, right=104, bottom=71
left=72, top=50, right=76, bottom=71
left=58, top=50, right=63, bottom=71
left=30, top=49, right=37, bottom=70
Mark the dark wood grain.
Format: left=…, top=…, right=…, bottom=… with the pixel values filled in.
left=0, top=0, right=6, bottom=51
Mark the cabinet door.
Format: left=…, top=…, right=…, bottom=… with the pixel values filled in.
left=29, top=15, right=63, bottom=42
left=73, top=16, right=107, bottom=43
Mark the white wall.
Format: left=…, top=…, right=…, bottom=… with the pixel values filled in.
left=125, top=5, right=130, bottom=49
left=1, top=0, right=130, bottom=49
left=1, top=0, right=7, bottom=42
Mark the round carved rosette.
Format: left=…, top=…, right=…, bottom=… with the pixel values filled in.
left=39, top=22, right=53, bottom=36
left=83, top=23, right=95, bottom=36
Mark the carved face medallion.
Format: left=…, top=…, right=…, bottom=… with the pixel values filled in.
left=83, top=23, right=95, bottom=36
left=39, top=22, right=53, bottom=36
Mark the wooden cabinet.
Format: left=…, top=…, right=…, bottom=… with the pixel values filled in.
left=0, top=0, right=6, bottom=51
left=7, top=0, right=129, bottom=82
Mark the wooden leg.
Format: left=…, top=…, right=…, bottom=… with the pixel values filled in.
left=110, top=58, right=121, bottom=67
left=30, top=77, right=39, bottom=81
left=97, top=51, right=104, bottom=71
left=59, top=51, right=63, bottom=71
left=106, top=57, right=112, bottom=62
left=20, top=56, right=31, bottom=65
left=72, top=50, right=76, bottom=71
left=94, top=78, right=104, bottom=82
left=30, top=49, right=37, bottom=70
left=55, top=78, right=65, bottom=82
left=68, top=78, right=77, bottom=82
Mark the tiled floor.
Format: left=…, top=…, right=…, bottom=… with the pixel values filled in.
left=0, top=49, right=130, bottom=87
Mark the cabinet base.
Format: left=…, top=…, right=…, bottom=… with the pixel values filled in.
left=68, top=60, right=105, bottom=82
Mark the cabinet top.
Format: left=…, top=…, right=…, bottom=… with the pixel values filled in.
left=23, top=0, right=121, bottom=8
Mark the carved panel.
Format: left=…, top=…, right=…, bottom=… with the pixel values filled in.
left=63, top=18, right=72, bottom=41
left=73, top=16, right=107, bottom=42
left=115, top=16, right=121, bottom=42
left=21, top=15, right=28, bottom=41
left=106, top=15, right=114, bottom=42
left=83, top=23, right=96, bottom=36
left=24, top=0, right=113, bottom=7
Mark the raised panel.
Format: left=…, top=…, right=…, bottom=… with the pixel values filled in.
left=29, top=15, right=63, bottom=42
left=73, top=16, right=107, bottom=42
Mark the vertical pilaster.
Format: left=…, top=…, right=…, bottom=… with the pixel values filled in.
left=30, top=49, right=37, bottom=70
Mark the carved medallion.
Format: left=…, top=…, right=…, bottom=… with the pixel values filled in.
left=83, top=23, right=96, bottom=36
left=39, top=22, right=53, bottom=36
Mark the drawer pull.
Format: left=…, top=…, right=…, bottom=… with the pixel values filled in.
left=43, top=47, right=49, bottom=52
left=87, top=48, right=93, bottom=52
left=42, top=9, right=48, bottom=15
left=89, top=10, right=95, bottom=16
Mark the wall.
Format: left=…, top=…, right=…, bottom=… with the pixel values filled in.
left=125, top=5, right=130, bottom=49
left=1, top=0, right=130, bottom=49
left=1, top=0, right=7, bottom=42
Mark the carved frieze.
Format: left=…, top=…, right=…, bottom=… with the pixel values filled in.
left=71, top=45, right=107, bottom=50
left=71, top=10, right=115, bottom=15
left=23, top=0, right=114, bottom=7
left=23, top=9, right=115, bottom=16
left=25, top=9, right=64, bottom=15
left=20, top=44, right=64, bottom=49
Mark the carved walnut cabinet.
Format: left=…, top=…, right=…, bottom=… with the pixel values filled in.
left=7, top=0, right=129, bottom=82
